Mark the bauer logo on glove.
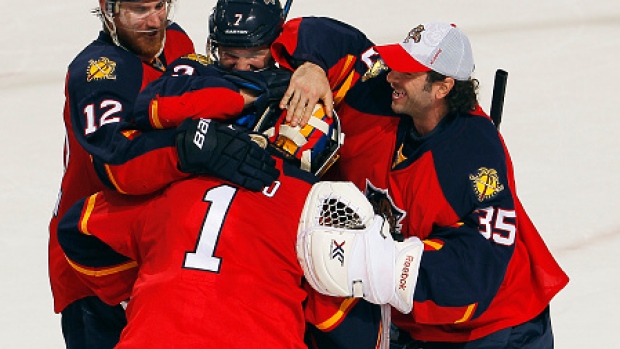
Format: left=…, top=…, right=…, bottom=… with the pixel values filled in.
left=192, top=118, right=212, bottom=149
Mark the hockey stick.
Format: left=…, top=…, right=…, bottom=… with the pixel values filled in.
left=282, top=0, right=293, bottom=20
left=490, top=69, right=508, bottom=130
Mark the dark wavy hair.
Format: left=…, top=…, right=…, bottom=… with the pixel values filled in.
left=425, top=71, right=479, bottom=114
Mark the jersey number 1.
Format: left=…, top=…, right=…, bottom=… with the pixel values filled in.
left=183, top=185, right=237, bottom=272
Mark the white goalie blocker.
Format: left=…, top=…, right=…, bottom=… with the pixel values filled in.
left=296, top=181, right=424, bottom=314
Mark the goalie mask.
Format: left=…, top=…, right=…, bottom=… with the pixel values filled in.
left=251, top=104, right=343, bottom=177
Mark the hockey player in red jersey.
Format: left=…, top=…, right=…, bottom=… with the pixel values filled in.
left=50, top=1, right=279, bottom=348
left=202, top=2, right=404, bottom=344
left=58, top=107, right=389, bottom=349
left=273, top=18, right=569, bottom=348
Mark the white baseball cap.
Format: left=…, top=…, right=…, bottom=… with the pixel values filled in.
left=374, top=22, right=474, bottom=81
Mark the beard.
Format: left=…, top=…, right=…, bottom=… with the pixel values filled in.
left=115, top=24, right=166, bottom=60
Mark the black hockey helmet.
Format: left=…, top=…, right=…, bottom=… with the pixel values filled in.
left=208, top=0, right=285, bottom=49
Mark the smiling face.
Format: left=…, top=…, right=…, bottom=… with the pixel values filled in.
left=386, top=69, right=455, bottom=135
left=386, top=71, right=435, bottom=117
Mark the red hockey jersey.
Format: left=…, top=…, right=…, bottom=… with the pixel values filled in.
left=272, top=17, right=569, bottom=342
left=49, top=24, right=199, bottom=313
left=57, top=158, right=379, bottom=348
left=49, top=22, right=255, bottom=313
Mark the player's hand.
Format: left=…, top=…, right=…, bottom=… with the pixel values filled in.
left=280, top=62, right=334, bottom=127
left=176, top=118, right=279, bottom=191
left=223, top=68, right=292, bottom=116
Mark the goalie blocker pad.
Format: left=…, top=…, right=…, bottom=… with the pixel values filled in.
left=296, top=181, right=423, bottom=314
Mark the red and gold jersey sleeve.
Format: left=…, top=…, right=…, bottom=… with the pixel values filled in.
left=272, top=17, right=375, bottom=101
left=57, top=159, right=316, bottom=348
left=57, top=190, right=148, bottom=305
left=64, top=25, right=198, bottom=196
left=270, top=15, right=568, bottom=344
left=50, top=24, right=197, bottom=312
left=304, top=290, right=382, bottom=349
left=132, top=55, right=245, bottom=130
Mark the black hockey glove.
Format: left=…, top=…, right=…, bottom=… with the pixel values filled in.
left=176, top=118, right=279, bottom=191
left=223, top=68, right=292, bottom=116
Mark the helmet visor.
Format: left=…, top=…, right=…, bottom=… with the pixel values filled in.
left=114, top=0, right=175, bottom=32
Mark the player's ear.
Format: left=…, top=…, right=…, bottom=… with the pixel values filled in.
left=435, top=77, right=454, bottom=99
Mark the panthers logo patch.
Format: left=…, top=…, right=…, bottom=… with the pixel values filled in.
left=469, top=167, right=505, bottom=202
left=365, top=180, right=406, bottom=241
left=404, top=24, right=425, bottom=44
left=87, top=57, right=116, bottom=82
left=361, top=58, right=389, bottom=82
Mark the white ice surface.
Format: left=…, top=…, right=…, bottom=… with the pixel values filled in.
left=1, top=0, right=619, bottom=347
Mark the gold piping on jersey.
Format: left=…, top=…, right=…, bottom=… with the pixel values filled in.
left=150, top=99, right=163, bottom=129
left=104, top=164, right=128, bottom=195
left=454, top=303, right=477, bottom=323
left=422, top=239, right=444, bottom=251
left=150, top=57, right=165, bottom=72
left=80, top=193, right=99, bottom=235
left=314, top=297, right=358, bottom=331
left=393, top=143, right=407, bottom=168
left=334, top=59, right=357, bottom=105
left=66, top=257, right=138, bottom=277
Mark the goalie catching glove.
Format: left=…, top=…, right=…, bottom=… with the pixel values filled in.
left=176, top=118, right=279, bottom=191
left=296, top=182, right=424, bottom=314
